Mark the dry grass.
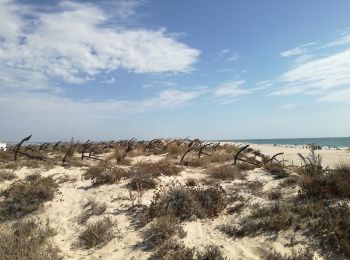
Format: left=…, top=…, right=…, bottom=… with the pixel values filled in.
left=298, top=164, right=350, bottom=200
left=134, top=159, right=182, bottom=177
left=78, top=217, right=116, bottom=249
left=264, top=163, right=290, bottom=179
left=206, top=165, right=245, bottom=180
left=0, top=218, right=60, bottom=260
left=0, top=169, right=16, bottom=182
left=143, top=216, right=186, bottom=249
left=267, top=190, right=283, bottom=200
left=78, top=199, right=107, bottom=224
left=197, top=245, right=226, bottom=260
left=83, top=162, right=127, bottom=186
left=262, top=247, right=313, bottom=260
left=0, top=150, right=12, bottom=162
left=128, top=172, right=157, bottom=190
left=0, top=175, right=57, bottom=221
left=149, top=239, right=194, bottom=260
left=149, top=183, right=228, bottom=220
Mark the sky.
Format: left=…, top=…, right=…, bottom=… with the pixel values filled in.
left=1, top=0, right=350, bottom=142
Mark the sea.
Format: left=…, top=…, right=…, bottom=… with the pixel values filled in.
left=220, top=137, right=350, bottom=148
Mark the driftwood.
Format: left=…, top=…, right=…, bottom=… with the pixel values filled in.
left=14, top=135, right=32, bottom=161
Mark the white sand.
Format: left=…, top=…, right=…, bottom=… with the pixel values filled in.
left=2, top=145, right=347, bottom=259
left=226, top=142, right=350, bottom=169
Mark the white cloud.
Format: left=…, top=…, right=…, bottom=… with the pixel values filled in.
left=318, top=88, right=350, bottom=103
left=216, top=49, right=240, bottom=62
left=271, top=48, right=350, bottom=96
left=0, top=0, right=200, bottom=89
left=280, top=47, right=308, bottom=57
left=212, top=80, right=262, bottom=104
left=280, top=103, right=304, bottom=110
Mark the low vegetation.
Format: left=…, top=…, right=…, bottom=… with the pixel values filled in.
left=197, top=245, right=226, bottom=260
left=149, top=183, right=228, bottom=220
left=78, top=217, right=116, bottom=249
left=206, top=165, right=245, bottom=180
left=0, top=175, right=57, bottom=221
left=83, top=163, right=127, bottom=186
left=143, top=216, right=186, bottom=249
left=264, top=162, right=290, bottom=179
left=0, top=219, right=60, bottom=260
left=78, top=199, right=107, bottom=224
left=134, top=159, right=182, bottom=177
left=149, top=239, right=194, bottom=260
left=262, top=247, right=314, bottom=260
left=0, top=170, right=16, bottom=182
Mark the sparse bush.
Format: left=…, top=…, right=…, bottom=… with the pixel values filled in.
left=268, top=190, right=283, bottom=200
left=279, top=175, right=298, bottom=188
left=143, top=217, right=186, bottom=249
left=299, top=164, right=350, bottom=200
left=262, top=247, right=314, bottom=260
left=78, top=199, right=107, bottom=224
left=128, top=172, right=157, bottom=190
left=206, top=165, right=245, bottom=180
left=237, top=162, right=256, bottom=171
left=149, top=183, right=228, bottom=220
left=78, top=217, right=116, bottom=249
left=0, top=170, right=16, bottom=181
left=197, top=245, right=226, bottom=260
left=207, top=152, right=232, bottom=164
left=246, top=181, right=264, bottom=195
left=221, top=201, right=295, bottom=238
left=135, top=159, right=181, bottom=177
left=149, top=239, right=195, bottom=260
left=83, top=163, right=126, bottom=186
left=227, top=202, right=245, bottom=214
left=0, top=176, right=58, bottom=221
left=0, top=219, right=60, bottom=260
left=264, top=163, right=289, bottom=179
left=186, top=178, right=197, bottom=186
left=0, top=150, right=12, bottom=162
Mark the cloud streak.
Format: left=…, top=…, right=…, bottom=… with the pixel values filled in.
left=0, top=0, right=200, bottom=90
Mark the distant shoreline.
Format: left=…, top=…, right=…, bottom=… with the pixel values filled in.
left=215, top=137, right=350, bottom=148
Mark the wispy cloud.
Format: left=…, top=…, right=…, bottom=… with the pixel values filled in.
left=216, top=49, right=240, bottom=62
left=0, top=0, right=200, bottom=90
left=271, top=33, right=350, bottom=102
left=318, top=88, right=350, bottom=103
left=280, top=42, right=315, bottom=57
left=212, top=80, right=263, bottom=104
left=280, top=103, right=305, bottom=110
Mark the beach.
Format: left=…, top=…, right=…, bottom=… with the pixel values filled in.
left=0, top=140, right=349, bottom=259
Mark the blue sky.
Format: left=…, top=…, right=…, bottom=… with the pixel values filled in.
left=1, top=0, right=350, bottom=142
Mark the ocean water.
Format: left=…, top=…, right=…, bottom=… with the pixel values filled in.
left=224, top=137, right=350, bottom=148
